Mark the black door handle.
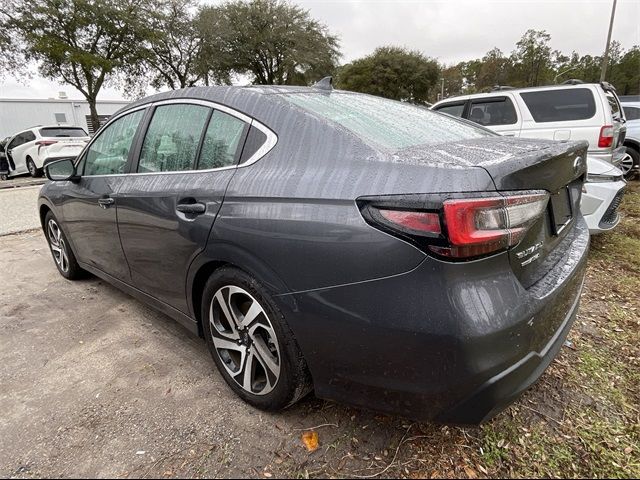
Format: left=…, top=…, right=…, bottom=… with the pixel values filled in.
left=98, top=197, right=115, bottom=208
left=176, top=202, right=206, bottom=214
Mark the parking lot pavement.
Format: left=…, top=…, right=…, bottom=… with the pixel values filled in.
left=0, top=186, right=42, bottom=235
left=0, top=231, right=414, bottom=478
left=0, top=176, right=47, bottom=190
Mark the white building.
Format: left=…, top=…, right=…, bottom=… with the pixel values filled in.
left=0, top=94, right=130, bottom=139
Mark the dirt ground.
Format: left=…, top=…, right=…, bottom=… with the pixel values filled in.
left=1, top=183, right=638, bottom=479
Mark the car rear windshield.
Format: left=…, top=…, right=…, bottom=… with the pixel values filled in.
left=39, top=127, right=87, bottom=138
left=520, top=88, right=596, bottom=123
left=283, top=93, right=493, bottom=151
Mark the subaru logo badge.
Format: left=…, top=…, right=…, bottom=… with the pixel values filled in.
left=573, top=156, right=584, bottom=174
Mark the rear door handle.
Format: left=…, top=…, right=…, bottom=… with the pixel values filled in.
left=98, top=197, right=115, bottom=208
left=176, top=202, right=206, bottom=214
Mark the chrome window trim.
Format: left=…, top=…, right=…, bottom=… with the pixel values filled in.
left=78, top=98, right=278, bottom=178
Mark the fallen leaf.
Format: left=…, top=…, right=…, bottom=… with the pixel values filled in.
left=464, top=466, right=478, bottom=479
left=302, top=430, right=319, bottom=452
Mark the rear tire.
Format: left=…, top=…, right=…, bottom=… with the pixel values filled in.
left=27, top=157, right=41, bottom=177
left=623, top=147, right=639, bottom=180
left=44, top=211, right=85, bottom=280
left=202, top=267, right=312, bottom=410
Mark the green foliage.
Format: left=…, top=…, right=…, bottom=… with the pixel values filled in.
left=336, top=47, right=439, bottom=104
left=10, top=0, right=157, bottom=127
left=509, top=29, right=553, bottom=86
left=197, top=0, right=340, bottom=86
left=142, top=0, right=231, bottom=90
left=439, top=30, right=640, bottom=98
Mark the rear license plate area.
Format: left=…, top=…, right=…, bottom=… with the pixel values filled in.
left=550, top=187, right=573, bottom=235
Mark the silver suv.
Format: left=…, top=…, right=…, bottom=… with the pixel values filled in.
left=432, top=82, right=627, bottom=168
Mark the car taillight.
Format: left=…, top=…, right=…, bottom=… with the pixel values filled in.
left=35, top=140, right=59, bottom=146
left=598, top=125, right=614, bottom=148
left=358, top=191, right=550, bottom=260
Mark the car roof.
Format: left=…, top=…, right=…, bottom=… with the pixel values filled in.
left=433, top=83, right=603, bottom=106
left=117, top=85, right=354, bottom=120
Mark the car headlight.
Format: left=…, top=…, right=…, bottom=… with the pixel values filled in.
left=586, top=173, right=624, bottom=183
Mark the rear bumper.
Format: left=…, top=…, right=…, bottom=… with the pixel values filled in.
left=588, top=146, right=627, bottom=168
left=581, top=181, right=626, bottom=234
left=437, top=279, right=582, bottom=423
left=277, top=218, right=589, bottom=424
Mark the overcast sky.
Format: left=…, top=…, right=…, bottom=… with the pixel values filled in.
left=1, top=0, right=638, bottom=100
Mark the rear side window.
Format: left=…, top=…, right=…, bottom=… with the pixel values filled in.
left=40, top=127, right=87, bottom=137
left=139, top=104, right=210, bottom=173
left=198, top=110, right=246, bottom=170
left=435, top=103, right=465, bottom=118
left=468, top=97, right=517, bottom=126
left=22, top=131, right=36, bottom=143
left=520, top=88, right=596, bottom=122
left=284, top=93, right=492, bottom=151
left=624, top=106, right=640, bottom=120
left=84, top=110, right=144, bottom=176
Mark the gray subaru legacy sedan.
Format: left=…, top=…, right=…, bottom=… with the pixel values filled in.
left=39, top=82, right=589, bottom=424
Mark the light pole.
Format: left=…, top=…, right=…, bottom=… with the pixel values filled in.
left=600, top=0, right=618, bottom=82
left=554, top=66, right=579, bottom=83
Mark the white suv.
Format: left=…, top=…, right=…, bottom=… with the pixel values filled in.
left=432, top=82, right=627, bottom=167
left=3, top=125, right=90, bottom=178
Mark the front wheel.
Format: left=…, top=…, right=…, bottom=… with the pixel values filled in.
left=202, top=267, right=312, bottom=410
left=44, top=211, right=85, bottom=279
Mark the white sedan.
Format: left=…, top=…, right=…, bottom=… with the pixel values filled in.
left=582, top=156, right=626, bottom=234
left=4, top=126, right=90, bottom=178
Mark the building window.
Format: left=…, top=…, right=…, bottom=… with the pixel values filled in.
left=55, top=113, right=67, bottom=123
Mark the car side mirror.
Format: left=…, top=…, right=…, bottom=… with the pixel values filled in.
left=45, top=157, right=80, bottom=182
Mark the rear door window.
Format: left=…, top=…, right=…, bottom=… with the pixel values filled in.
left=434, top=102, right=465, bottom=118
left=22, top=131, right=36, bottom=143
left=197, top=110, right=247, bottom=170
left=468, top=97, right=518, bottom=126
left=139, top=104, right=210, bottom=173
left=520, top=88, right=596, bottom=122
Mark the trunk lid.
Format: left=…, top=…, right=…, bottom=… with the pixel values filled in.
left=401, top=137, right=588, bottom=287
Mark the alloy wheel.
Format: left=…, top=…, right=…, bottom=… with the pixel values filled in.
left=209, top=285, right=281, bottom=395
left=47, top=219, right=69, bottom=273
left=620, top=152, right=634, bottom=176
left=28, top=160, right=36, bottom=176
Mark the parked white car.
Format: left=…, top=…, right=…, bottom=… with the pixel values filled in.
left=582, top=157, right=626, bottom=234
left=3, top=125, right=90, bottom=178
left=620, top=100, right=640, bottom=178
left=432, top=81, right=627, bottom=168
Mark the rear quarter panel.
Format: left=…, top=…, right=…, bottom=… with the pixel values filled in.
left=206, top=99, right=496, bottom=294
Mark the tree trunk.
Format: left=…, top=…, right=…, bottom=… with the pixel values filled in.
left=88, top=99, right=100, bottom=135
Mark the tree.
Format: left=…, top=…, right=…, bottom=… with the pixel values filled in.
left=336, top=47, right=440, bottom=104
left=609, top=45, right=640, bottom=95
left=474, top=48, right=512, bottom=91
left=10, top=0, right=155, bottom=130
left=510, top=29, right=553, bottom=86
left=142, top=0, right=230, bottom=90
left=0, top=2, right=25, bottom=78
left=197, top=0, right=340, bottom=85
